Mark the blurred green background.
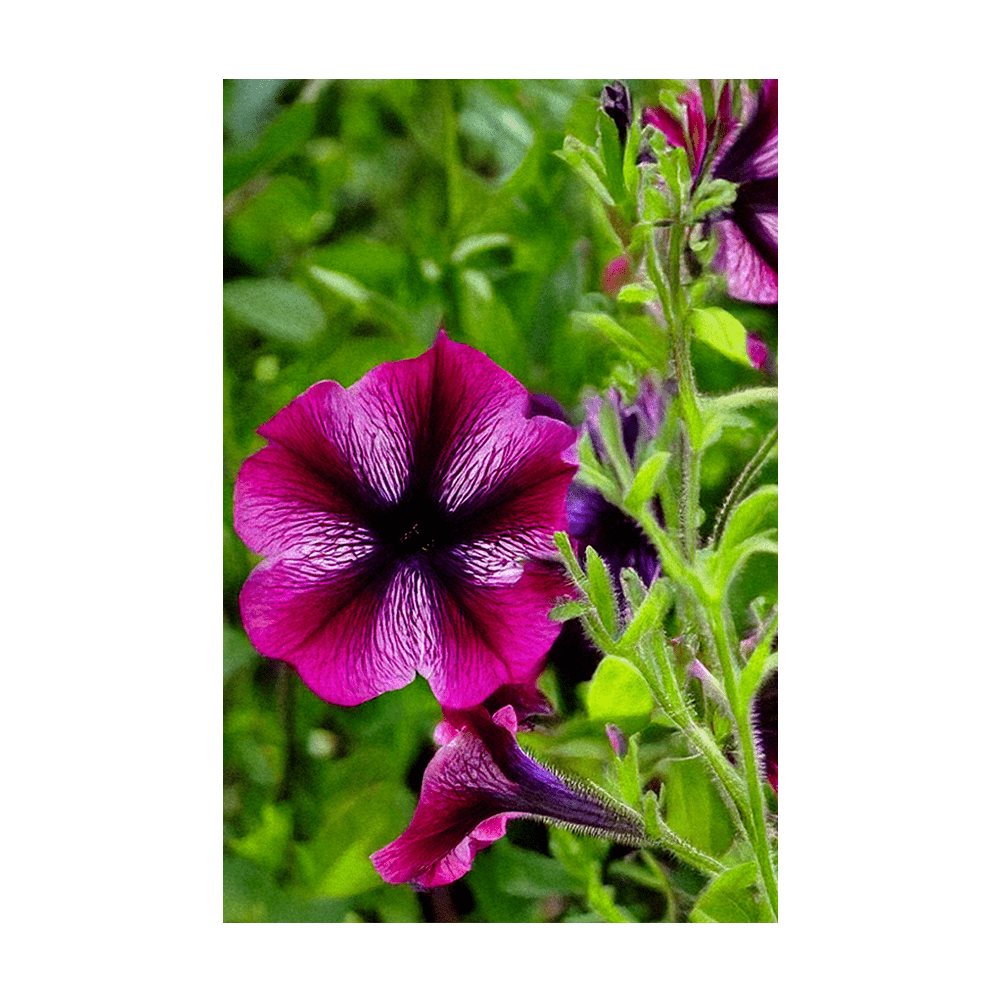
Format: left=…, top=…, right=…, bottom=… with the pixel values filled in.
left=223, top=79, right=776, bottom=922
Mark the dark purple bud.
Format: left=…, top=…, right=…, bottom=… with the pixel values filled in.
left=601, top=81, right=633, bottom=148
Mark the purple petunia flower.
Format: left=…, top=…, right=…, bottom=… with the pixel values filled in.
left=234, top=332, right=578, bottom=709
left=644, top=79, right=778, bottom=304
left=370, top=704, right=646, bottom=889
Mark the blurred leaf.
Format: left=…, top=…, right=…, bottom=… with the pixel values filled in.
left=224, top=278, right=325, bottom=344
left=223, top=623, right=257, bottom=682
left=555, top=135, right=614, bottom=206
left=224, top=101, right=317, bottom=195
left=228, top=802, right=292, bottom=876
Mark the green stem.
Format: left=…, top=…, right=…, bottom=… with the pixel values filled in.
left=709, top=426, right=778, bottom=549
left=703, top=598, right=779, bottom=919
left=652, top=819, right=725, bottom=877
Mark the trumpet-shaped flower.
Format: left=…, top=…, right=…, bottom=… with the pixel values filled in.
left=234, top=333, right=578, bottom=709
left=370, top=704, right=646, bottom=889
left=644, top=79, right=778, bottom=303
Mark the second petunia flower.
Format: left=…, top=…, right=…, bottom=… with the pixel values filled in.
left=234, top=332, right=578, bottom=709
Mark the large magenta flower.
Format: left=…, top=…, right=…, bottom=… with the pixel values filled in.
left=370, top=704, right=646, bottom=889
left=234, top=333, right=578, bottom=709
left=644, top=79, right=778, bottom=303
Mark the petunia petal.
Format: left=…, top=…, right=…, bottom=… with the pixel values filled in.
left=712, top=217, right=778, bottom=304
left=426, top=561, right=572, bottom=708
left=713, top=79, right=778, bottom=184
left=239, top=556, right=418, bottom=705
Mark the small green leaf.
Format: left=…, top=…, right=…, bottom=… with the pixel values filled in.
left=554, top=530, right=585, bottom=588
left=690, top=307, right=753, bottom=367
left=689, top=863, right=764, bottom=923
left=618, top=578, right=670, bottom=649
left=224, top=278, right=325, bottom=345
left=689, top=178, right=738, bottom=221
left=738, top=652, right=778, bottom=714
left=450, top=232, right=512, bottom=265
left=549, top=599, right=589, bottom=623
left=554, top=136, right=614, bottom=206
left=569, top=310, right=656, bottom=368
left=611, top=733, right=643, bottom=809
left=617, top=282, right=656, bottom=304
left=586, top=655, right=654, bottom=721
left=585, top=546, right=619, bottom=636
left=624, top=451, right=669, bottom=514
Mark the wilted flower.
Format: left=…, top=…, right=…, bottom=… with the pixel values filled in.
left=644, top=80, right=778, bottom=303
left=234, top=332, right=578, bottom=709
left=370, top=704, right=646, bottom=889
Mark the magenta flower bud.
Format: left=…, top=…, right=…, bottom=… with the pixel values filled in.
left=234, top=332, right=578, bottom=709
left=602, top=254, right=633, bottom=297
left=605, top=723, right=628, bottom=758
left=371, top=705, right=646, bottom=889
left=746, top=331, right=770, bottom=370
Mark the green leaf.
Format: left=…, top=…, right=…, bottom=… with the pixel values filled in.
left=228, top=802, right=292, bottom=877
left=585, top=546, right=618, bottom=636
left=224, top=278, right=325, bottom=345
left=618, top=578, right=670, bottom=649
left=586, top=655, right=654, bottom=722
left=223, top=624, right=257, bottom=682
left=569, top=310, right=656, bottom=368
left=705, top=528, right=778, bottom=597
left=554, top=530, right=586, bottom=588
left=598, top=109, right=626, bottom=204
left=307, top=265, right=414, bottom=339
left=689, top=178, right=738, bottom=221
left=224, top=101, right=317, bottom=195
left=689, top=306, right=754, bottom=367
left=450, top=232, right=512, bottom=265
left=611, top=733, right=643, bottom=809
left=662, top=755, right=736, bottom=858
left=717, top=485, right=779, bottom=554
left=738, top=652, right=778, bottom=714
left=617, top=282, right=656, bottom=305
left=624, top=450, right=669, bottom=514
left=549, top=599, right=589, bottom=622
left=689, top=863, right=764, bottom=923
left=554, top=135, right=614, bottom=206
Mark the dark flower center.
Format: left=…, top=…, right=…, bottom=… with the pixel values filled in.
left=368, top=494, right=454, bottom=560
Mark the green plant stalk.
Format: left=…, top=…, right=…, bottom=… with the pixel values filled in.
left=643, top=632, right=750, bottom=829
left=652, top=818, right=725, bottom=877
left=702, top=597, right=779, bottom=919
left=709, top=425, right=778, bottom=549
left=646, top=225, right=700, bottom=561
